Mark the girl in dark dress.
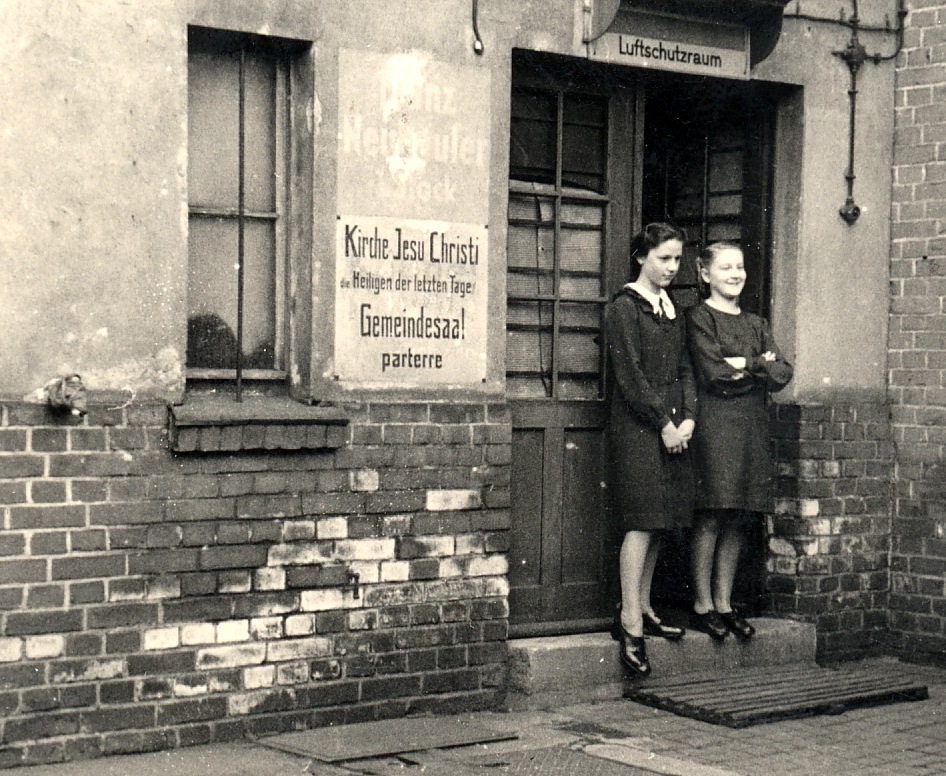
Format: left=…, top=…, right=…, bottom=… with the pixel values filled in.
left=605, top=223, right=696, bottom=676
left=686, top=242, right=793, bottom=641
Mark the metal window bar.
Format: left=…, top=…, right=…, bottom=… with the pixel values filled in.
left=548, top=93, right=563, bottom=399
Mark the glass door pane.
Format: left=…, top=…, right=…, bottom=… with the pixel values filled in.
left=507, top=86, right=608, bottom=401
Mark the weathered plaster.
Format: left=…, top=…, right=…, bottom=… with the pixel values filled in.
left=0, top=0, right=898, bottom=404
left=0, top=0, right=187, bottom=397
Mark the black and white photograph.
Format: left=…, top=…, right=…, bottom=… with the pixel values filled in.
left=0, top=1, right=943, bottom=774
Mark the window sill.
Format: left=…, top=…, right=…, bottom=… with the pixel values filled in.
left=169, top=396, right=349, bottom=453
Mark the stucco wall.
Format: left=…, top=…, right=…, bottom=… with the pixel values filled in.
left=0, top=0, right=507, bottom=402
left=0, top=1, right=188, bottom=400
left=0, top=0, right=898, bottom=405
left=754, top=2, right=895, bottom=402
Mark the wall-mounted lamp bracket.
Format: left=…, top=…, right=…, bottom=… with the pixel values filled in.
left=828, top=0, right=906, bottom=225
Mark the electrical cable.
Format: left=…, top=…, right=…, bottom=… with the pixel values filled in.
left=472, top=0, right=484, bottom=54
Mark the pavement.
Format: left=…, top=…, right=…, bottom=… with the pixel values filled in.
left=9, top=657, right=946, bottom=776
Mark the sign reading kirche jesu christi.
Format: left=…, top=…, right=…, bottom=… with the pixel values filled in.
left=335, top=50, right=490, bottom=384
left=589, top=9, right=749, bottom=80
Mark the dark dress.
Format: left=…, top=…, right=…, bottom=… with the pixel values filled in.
left=605, top=288, right=696, bottom=533
left=685, top=303, right=793, bottom=513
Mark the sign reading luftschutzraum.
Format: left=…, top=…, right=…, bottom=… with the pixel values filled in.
left=335, top=50, right=490, bottom=384
left=588, top=8, right=749, bottom=80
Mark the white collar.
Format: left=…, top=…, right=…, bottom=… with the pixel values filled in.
left=626, top=282, right=676, bottom=319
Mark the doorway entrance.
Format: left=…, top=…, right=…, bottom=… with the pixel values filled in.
left=506, top=52, right=780, bottom=636
left=639, top=72, right=779, bottom=610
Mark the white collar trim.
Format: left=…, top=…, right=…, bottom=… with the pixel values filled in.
left=626, top=282, right=676, bottom=319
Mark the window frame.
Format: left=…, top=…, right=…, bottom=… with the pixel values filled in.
left=506, top=56, right=638, bottom=402
left=186, top=26, right=310, bottom=398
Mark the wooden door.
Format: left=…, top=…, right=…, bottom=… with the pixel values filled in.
left=506, top=54, right=640, bottom=636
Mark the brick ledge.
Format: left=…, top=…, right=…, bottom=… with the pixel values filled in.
left=170, top=396, right=349, bottom=452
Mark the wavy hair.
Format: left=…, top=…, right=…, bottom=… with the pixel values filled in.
left=627, top=222, right=686, bottom=280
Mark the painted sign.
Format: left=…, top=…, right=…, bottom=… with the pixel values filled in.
left=335, top=50, right=490, bottom=384
left=589, top=9, right=749, bottom=80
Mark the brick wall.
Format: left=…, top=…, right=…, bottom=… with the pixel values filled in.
left=768, top=402, right=893, bottom=662
left=890, top=2, right=946, bottom=663
left=0, top=399, right=510, bottom=768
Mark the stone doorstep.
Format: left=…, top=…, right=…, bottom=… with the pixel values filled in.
left=505, top=617, right=817, bottom=710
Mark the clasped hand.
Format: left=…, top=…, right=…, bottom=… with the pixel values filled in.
left=724, top=351, right=775, bottom=379
left=724, top=352, right=776, bottom=368
left=661, top=418, right=694, bottom=454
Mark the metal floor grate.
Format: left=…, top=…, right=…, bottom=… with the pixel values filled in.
left=624, top=663, right=929, bottom=728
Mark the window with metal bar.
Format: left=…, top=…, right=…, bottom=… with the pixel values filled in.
left=187, top=28, right=291, bottom=398
left=506, top=86, right=609, bottom=400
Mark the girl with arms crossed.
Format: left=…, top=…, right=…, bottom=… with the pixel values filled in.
left=686, top=242, right=793, bottom=640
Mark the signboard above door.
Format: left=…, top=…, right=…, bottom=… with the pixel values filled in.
left=587, top=7, right=750, bottom=80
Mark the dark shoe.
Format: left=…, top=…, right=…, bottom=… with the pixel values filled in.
left=690, top=610, right=729, bottom=640
left=618, top=630, right=651, bottom=677
left=643, top=612, right=685, bottom=641
left=719, top=609, right=755, bottom=640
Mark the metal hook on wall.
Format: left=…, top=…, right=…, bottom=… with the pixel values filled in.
left=832, top=0, right=906, bottom=225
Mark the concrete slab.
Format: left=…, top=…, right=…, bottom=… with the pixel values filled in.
left=466, top=745, right=657, bottom=774
left=260, top=715, right=516, bottom=762
left=440, top=709, right=584, bottom=757
left=582, top=741, right=743, bottom=776
left=506, top=617, right=817, bottom=709
left=367, top=752, right=489, bottom=775
left=11, top=742, right=333, bottom=776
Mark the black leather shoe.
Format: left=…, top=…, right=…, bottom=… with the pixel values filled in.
left=618, top=630, right=651, bottom=677
left=690, top=610, right=729, bottom=640
left=643, top=613, right=685, bottom=641
left=719, top=609, right=755, bottom=640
